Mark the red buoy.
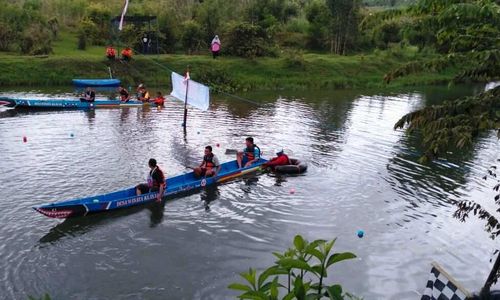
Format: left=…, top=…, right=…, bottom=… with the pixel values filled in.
left=23, top=136, right=27, bottom=143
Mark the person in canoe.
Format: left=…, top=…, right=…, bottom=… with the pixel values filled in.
left=262, top=149, right=290, bottom=170
left=211, top=35, right=221, bottom=59
left=154, top=91, right=165, bottom=107
left=194, top=146, right=221, bottom=178
left=136, top=158, right=166, bottom=202
left=80, top=87, right=95, bottom=102
left=237, top=137, right=261, bottom=168
left=118, top=86, right=130, bottom=102
left=136, top=84, right=150, bottom=102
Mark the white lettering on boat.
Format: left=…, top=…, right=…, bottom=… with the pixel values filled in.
left=116, top=193, right=157, bottom=207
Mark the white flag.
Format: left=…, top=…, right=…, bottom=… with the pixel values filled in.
left=170, top=72, right=210, bottom=111
left=118, top=0, right=129, bottom=31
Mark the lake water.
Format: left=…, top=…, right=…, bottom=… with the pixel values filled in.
left=0, top=85, right=498, bottom=299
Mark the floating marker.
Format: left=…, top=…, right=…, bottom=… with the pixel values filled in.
left=23, top=136, right=27, bottom=143
left=70, top=133, right=74, bottom=138
left=357, top=230, right=364, bottom=238
left=290, top=188, right=295, bottom=194
left=197, top=131, right=200, bottom=134
left=216, top=143, right=220, bottom=147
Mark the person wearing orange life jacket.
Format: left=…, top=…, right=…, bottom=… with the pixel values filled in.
left=136, top=84, right=150, bottom=102
left=262, top=149, right=290, bottom=170
left=121, top=47, right=133, bottom=61
left=237, top=137, right=261, bottom=168
left=106, top=45, right=116, bottom=60
left=154, top=91, right=165, bottom=106
left=194, top=146, right=221, bottom=178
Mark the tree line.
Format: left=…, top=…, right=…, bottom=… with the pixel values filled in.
left=0, top=0, right=498, bottom=68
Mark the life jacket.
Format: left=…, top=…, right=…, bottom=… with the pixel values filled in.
left=147, top=166, right=165, bottom=189
left=154, top=96, right=165, bottom=106
left=122, top=48, right=132, bottom=58
left=106, top=47, right=116, bottom=57
left=203, top=153, right=215, bottom=168
left=244, top=144, right=261, bottom=161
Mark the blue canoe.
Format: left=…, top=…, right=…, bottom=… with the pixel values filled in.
left=1, top=97, right=149, bottom=109
left=34, top=159, right=268, bottom=218
left=72, top=79, right=121, bottom=87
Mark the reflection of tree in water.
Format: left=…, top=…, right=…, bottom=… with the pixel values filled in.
left=386, top=132, right=481, bottom=208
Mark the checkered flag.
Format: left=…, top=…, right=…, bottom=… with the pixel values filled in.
left=421, top=262, right=471, bottom=300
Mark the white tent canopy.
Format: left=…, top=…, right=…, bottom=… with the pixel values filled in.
left=170, top=72, right=210, bottom=111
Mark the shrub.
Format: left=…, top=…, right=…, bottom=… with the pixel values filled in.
left=229, top=235, right=359, bottom=299
left=373, top=20, right=401, bottom=49
left=20, top=24, right=52, bottom=55
left=181, top=20, right=204, bottom=55
left=224, top=22, right=274, bottom=58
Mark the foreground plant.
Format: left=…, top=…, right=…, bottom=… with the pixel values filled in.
left=228, top=235, right=359, bottom=300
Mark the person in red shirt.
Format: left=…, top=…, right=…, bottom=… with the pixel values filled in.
left=154, top=91, right=165, bottom=106
left=262, top=149, right=290, bottom=170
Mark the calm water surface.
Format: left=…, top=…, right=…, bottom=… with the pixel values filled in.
left=0, top=85, right=498, bottom=299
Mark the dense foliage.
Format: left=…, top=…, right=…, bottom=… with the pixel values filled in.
left=228, top=235, right=358, bottom=300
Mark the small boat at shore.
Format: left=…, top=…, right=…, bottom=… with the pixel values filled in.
left=72, top=78, right=121, bottom=87
left=34, top=159, right=268, bottom=218
left=0, top=97, right=150, bottom=110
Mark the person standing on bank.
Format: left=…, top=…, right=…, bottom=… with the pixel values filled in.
left=136, top=158, right=166, bottom=203
left=211, top=35, right=221, bottom=59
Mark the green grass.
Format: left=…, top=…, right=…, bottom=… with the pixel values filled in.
left=0, top=32, right=456, bottom=90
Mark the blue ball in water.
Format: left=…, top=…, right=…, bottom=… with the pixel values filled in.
left=70, top=133, right=74, bottom=138
left=357, top=230, right=364, bottom=238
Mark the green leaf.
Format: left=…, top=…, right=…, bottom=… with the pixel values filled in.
left=258, top=265, right=289, bottom=289
left=239, top=290, right=269, bottom=300
left=294, top=235, right=306, bottom=251
left=306, top=247, right=325, bottom=262
left=278, top=258, right=315, bottom=274
left=326, top=285, right=343, bottom=300
left=294, top=277, right=306, bottom=300
left=311, top=264, right=325, bottom=278
left=270, top=277, right=279, bottom=299
left=323, top=239, right=336, bottom=258
left=283, top=291, right=295, bottom=300
left=327, top=252, right=357, bottom=268
left=228, top=283, right=252, bottom=292
left=241, top=268, right=257, bottom=290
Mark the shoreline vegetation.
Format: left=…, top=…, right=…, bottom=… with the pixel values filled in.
left=0, top=44, right=457, bottom=91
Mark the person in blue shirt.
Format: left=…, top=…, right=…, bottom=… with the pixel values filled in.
left=237, top=137, right=261, bottom=168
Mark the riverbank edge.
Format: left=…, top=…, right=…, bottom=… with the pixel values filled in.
left=0, top=52, right=458, bottom=91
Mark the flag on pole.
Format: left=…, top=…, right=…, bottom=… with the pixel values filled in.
left=118, top=0, right=130, bottom=31
left=421, top=262, right=471, bottom=300
left=170, top=72, right=210, bottom=111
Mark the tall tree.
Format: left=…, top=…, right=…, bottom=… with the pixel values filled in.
left=325, top=0, right=361, bottom=54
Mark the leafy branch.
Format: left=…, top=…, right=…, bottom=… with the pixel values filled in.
left=228, top=235, right=359, bottom=300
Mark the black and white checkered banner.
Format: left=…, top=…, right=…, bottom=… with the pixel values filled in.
left=421, top=262, right=471, bottom=300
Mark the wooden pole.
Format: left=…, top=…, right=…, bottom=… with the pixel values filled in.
left=182, top=66, right=190, bottom=128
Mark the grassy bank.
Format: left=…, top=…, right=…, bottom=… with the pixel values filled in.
left=0, top=33, right=457, bottom=90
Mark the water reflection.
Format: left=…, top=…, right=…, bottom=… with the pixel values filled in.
left=0, top=84, right=497, bottom=299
